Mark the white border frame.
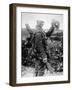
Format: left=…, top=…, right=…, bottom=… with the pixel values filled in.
left=16, top=7, right=68, bottom=83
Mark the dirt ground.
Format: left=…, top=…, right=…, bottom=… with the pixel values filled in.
left=21, top=66, right=63, bottom=77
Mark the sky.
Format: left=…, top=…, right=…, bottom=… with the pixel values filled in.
left=21, top=12, right=63, bottom=31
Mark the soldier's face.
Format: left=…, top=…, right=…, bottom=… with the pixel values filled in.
left=37, top=22, right=44, bottom=28
left=40, top=23, right=44, bottom=27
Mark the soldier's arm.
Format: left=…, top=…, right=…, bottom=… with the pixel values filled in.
left=25, top=24, right=33, bottom=34
left=46, top=27, right=54, bottom=37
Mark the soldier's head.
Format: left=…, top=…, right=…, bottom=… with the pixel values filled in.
left=51, top=20, right=60, bottom=30
left=36, top=20, right=44, bottom=30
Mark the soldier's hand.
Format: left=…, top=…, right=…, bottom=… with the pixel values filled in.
left=43, top=58, right=47, bottom=63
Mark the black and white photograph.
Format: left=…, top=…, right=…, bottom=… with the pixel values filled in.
left=9, top=4, right=70, bottom=86
left=21, top=13, right=63, bottom=77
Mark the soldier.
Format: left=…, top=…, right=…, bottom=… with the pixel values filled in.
left=46, top=20, right=63, bottom=72
left=25, top=20, right=55, bottom=76
left=34, top=20, right=48, bottom=76
left=25, top=21, right=47, bottom=76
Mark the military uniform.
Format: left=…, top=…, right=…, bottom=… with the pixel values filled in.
left=25, top=21, right=55, bottom=76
